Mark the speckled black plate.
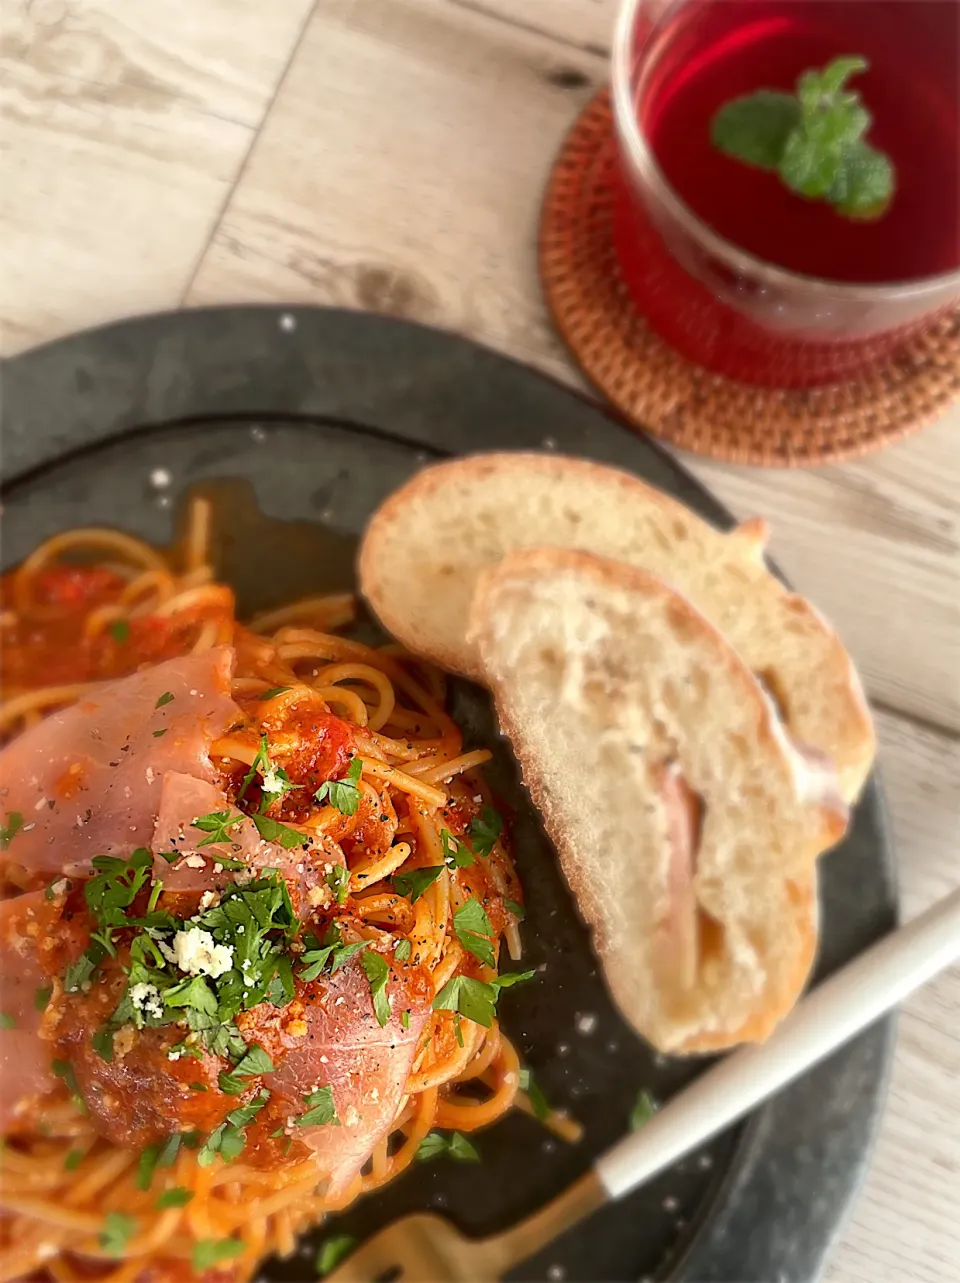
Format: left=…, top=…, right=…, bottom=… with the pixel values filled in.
left=0, top=307, right=897, bottom=1283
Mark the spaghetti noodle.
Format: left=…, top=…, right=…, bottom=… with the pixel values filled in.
left=0, top=500, right=549, bottom=1283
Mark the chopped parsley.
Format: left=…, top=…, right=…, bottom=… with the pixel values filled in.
left=152, top=729, right=167, bottom=738
left=416, top=1131, right=480, bottom=1164
left=92, top=1028, right=114, bottom=1062
left=259, top=686, right=291, bottom=700
left=0, top=1012, right=15, bottom=1030
left=63, top=1148, right=84, bottom=1171
left=432, top=969, right=536, bottom=1028
left=250, top=812, right=305, bottom=849
left=440, top=828, right=474, bottom=869
left=218, top=1043, right=273, bottom=1094
left=393, top=865, right=443, bottom=902
left=192, top=1238, right=245, bottom=1271
left=453, top=898, right=496, bottom=968
left=193, top=810, right=244, bottom=848
left=394, top=939, right=412, bottom=963
left=325, top=863, right=350, bottom=906
left=238, top=734, right=297, bottom=807
left=155, top=1186, right=193, bottom=1209
left=316, top=1234, right=357, bottom=1276
left=360, top=948, right=391, bottom=1027
left=630, top=1089, right=658, bottom=1131
left=298, top=936, right=368, bottom=984
left=518, top=1068, right=550, bottom=1121
left=155, top=691, right=175, bottom=708
left=504, top=898, right=526, bottom=921
left=314, top=757, right=363, bottom=815
left=0, top=811, right=23, bottom=850
left=108, top=619, right=130, bottom=644
left=136, top=1134, right=181, bottom=1189
left=401, top=1009, right=411, bottom=1030
left=99, top=1211, right=137, bottom=1256
left=296, top=1085, right=338, bottom=1128
left=469, top=806, right=503, bottom=857
left=198, top=1092, right=269, bottom=1166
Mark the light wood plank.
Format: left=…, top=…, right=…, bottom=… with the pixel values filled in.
left=446, top=0, right=619, bottom=51
left=827, top=712, right=960, bottom=1283
left=187, top=0, right=960, bottom=732
left=0, top=0, right=314, bottom=355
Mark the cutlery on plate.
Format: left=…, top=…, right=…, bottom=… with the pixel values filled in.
left=327, top=886, right=960, bottom=1281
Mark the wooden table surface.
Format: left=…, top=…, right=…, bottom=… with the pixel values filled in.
left=2, top=2, right=958, bottom=1279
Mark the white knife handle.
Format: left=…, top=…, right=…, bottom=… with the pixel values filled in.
left=596, top=886, right=960, bottom=1200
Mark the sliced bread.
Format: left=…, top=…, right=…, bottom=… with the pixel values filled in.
left=467, top=548, right=846, bottom=1053
left=358, top=452, right=875, bottom=802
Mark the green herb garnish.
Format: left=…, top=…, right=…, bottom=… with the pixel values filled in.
left=155, top=691, right=175, bottom=708
left=440, top=828, right=474, bottom=869
left=314, top=757, right=363, bottom=815
left=394, top=939, right=412, bottom=963
left=393, top=865, right=444, bottom=902
left=0, top=811, right=23, bottom=850
left=0, top=1012, right=15, bottom=1030
left=64, top=1148, right=84, bottom=1171
left=416, top=1131, right=480, bottom=1164
left=711, top=56, right=894, bottom=220
left=99, top=1211, right=137, bottom=1256
left=296, top=1085, right=339, bottom=1128
left=518, top=1068, right=550, bottom=1121
left=192, top=810, right=244, bottom=848
left=192, top=1238, right=245, bottom=1271
left=360, top=948, right=391, bottom=1027
left=316, top=1234, right=357, bottom=1276
left=250, top=812, right=305, bottom=849
left=504, top=898, right=525, bottom=921
left=156, top=1186, right=194, bottom=1209
left=453, top=898, right=496, bottom=969
left=432, top=968, right=535, bottom=1028
left=108, top=619, right=130, bottom=644
left=325, top=863, right=350, bottom=906
left=468, top=806, right=503, bottom=857
left=630, top=1089, right=658, bottom=1131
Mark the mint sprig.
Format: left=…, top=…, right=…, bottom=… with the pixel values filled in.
left=711, top=56, right=894, bottom=221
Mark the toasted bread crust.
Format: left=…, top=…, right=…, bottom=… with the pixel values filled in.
left=469, top=548, right=841, bottom=1053
left=358, top=452, right=875, bottom=801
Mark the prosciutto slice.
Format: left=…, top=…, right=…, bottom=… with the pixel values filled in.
left=0, top=648, right=238, bottom=877
left=0, top=891, right=57, bottom=1128
left=151, top=772, right=346, bottom=907
left=268, top=957, right=431, bottom=1195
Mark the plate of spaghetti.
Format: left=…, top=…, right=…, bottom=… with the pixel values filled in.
left=0, top=306, right=896, bottom=1283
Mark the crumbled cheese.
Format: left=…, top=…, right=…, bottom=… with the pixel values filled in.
left=343, top=1106, right=360, bottom=1127
left=183, top=855, right=206, bottom=869
left=260, top=764, right=287, bottom=795
left=307, top=884, right=331, bottom=908
left=198, top=890, right=220, bottom=910
left=171, top=927, right=234, bottom=978
left=130, top=982, right=164, bottom=1020
left=51, top=879, right=69, bottom=898
left=212, top=863, right=223, bottom=874
left=113, top=1026, right=136, bottom=1059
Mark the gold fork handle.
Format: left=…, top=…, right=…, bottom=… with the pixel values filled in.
left=482, top=1169, right=608, bottom=1276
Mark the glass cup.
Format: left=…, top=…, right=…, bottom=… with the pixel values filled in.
left=610, top=0, right=960, bottom=387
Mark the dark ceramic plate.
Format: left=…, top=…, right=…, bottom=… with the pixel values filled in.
left=0, top=307, right=896, bottom=1283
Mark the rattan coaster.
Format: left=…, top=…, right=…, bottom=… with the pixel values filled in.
left=539, top=88, right=960, bottom=467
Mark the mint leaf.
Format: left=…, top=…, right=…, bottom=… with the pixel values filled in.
left=711, top=91, right=800, bottom=170
left=712, top=55, right=894, bottom=221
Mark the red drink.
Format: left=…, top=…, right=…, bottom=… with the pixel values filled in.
left=612, top=0, right=960, bottom=386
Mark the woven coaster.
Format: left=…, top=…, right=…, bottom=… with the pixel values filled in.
left=539, top=88, right=960, bottom=467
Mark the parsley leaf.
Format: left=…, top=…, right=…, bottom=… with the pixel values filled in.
left=518, top=1068, right=550, bottom=1121
left=34, top=985, right=52, bottom=1012
left=504, top=898, right=526, bottom=921
left=316, top=1234, right=356, bottom=1276
left=155, top=691, right=175, bottom=708
left=152, top=729, right=168, bottom=738
left=0, top=1012, right=15, bottom=1030
left=99, top=1211, right=137, bottom=1256
left=314, top=757, right=363, bottom=815
left=250, top=812, right=304, bottom=849
left=401, top=1009, right=411, bottom=1030
left=325, top=864, right=350, bottom=906
left=630, top=1089, right=658, bottom=1131
left=218, top=1043, right=273, bottom=1094
left=92, top=1028, right=114, bottom=1062
left=238, top=734, right=297, bottom=807
left=0, top=811, right=23, bottom=850
left=108, top=619, right=130, bottom=644
left=259, top=686, right=290, bottom=700
left=468, top=806, right=503, bottom=858
left=394, top=939, right=412, bottom=963
left=192, top=1238, right=244, bottom=1271
left=296, top=1085, right=339, bottom=1128
left=416, top=1131, right=480, bottom=1163
left=193, top=809, right=244, bottom=848
left=440, top=828, right=474, bottom=869
left=156, top=1186, right=193, bottom=1209
left=393, top=865, right=444, bottom=902
left=64, top=1148, right=84, bottom=1171
left=453, top=898, right=496, bottom=969
left=432, top=975, right=498, bottom=1028
left=360, top=949, right=391, bottom=1027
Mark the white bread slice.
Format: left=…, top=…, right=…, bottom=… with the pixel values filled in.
left=358, top=453, right=875, bottom=803
left=467, top=548, right=846, bottom=1054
